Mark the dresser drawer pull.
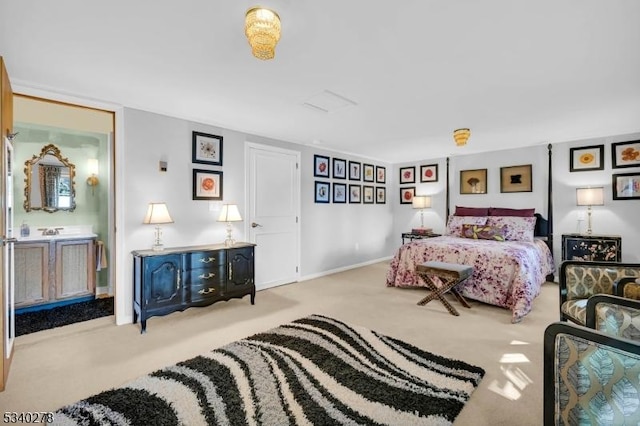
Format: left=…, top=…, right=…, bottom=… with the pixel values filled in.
left=198, top=272, right=216, bottom=279
left=199, top=257, right=216, bottom=264
left=198, top=287, right=216, bottom=295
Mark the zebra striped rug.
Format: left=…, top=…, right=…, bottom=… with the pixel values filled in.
left=53, top=314, right=484, bottom=425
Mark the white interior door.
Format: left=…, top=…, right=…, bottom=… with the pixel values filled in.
left=246, top=143, right=300, bottom=290
left=3, top=137, right=14, bottom=358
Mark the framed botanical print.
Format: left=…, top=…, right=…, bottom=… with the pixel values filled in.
left=193, top=169, right=223, bottom=200
left=612, top=140, right=640, bottom=169
left=460, top=169, right=487, bottom=194
left=612, top=172, right=640, bottom=200
left=314, top=155, right=330, bottom=178
left=420, top=164, right=438, bottom=182
left=314, top=181, right=330, bottom=203
left=333, top=182, right=347, bottom=203
left=376, top=166, right=386, bottom=183
left=363, top=164, right=375, bottom=182
left=332, top=158, right=347, bottom=179
left=376, top=187, right=386, bottom=204
left=349, top=161, right=361, bottom=180
left=570, top=145, right=604, bottom=172
left=192, top=131, right=223, bottom=166
left=500, top=164, right=532, bottom=193
left=363, top=185, right=375, bottom=204
left=399, top=166, right=415, bottom=184
left=400, top=187, right=415, bottom=204
left=348, top=184, right=361, bottom=203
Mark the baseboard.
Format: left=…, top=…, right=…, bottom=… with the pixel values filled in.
left=299, top=256, right=393, bottom=282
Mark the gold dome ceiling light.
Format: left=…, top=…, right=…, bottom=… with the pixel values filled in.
left=453, top=128, right=471, bottom=146
left=245, top=7, right=281, bottom=60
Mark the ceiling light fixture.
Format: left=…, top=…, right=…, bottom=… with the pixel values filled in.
left=453, top=128, right=471, bottom=146
left=245, top=6, right=281, bottom=60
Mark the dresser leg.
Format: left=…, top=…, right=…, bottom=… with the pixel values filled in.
left=251, top=289, right=256, bottom=305
left=133, top=310, right=138, bottom=324
left=141, top=320, right=147, bottom=334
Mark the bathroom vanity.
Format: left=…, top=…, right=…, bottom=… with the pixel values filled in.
left=15, top=229, right=97, bottom=308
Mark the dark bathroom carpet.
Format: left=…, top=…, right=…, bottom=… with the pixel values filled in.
left=15, top=297, right=114, bottom=336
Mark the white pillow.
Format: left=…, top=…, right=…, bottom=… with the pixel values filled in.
left=445, top=215, right=488, bottom=237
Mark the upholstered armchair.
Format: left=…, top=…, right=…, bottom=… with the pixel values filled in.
left=559, top=260, right=640, bottom=324
left=544, top=322, right=640, bottom=425
left=585, top=294, right=640, bottom=340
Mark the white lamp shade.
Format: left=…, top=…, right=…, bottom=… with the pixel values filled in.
left=412, top=195, right=432, bottom=209
left=576, top=187, right=604, bottom=206
left=143, top=203, right=174, bottom=224
left=218, top=204, right=243, bottom=222
left=87, top=158, right=99, bottom=175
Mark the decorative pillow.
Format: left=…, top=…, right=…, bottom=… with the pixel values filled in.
left=455, top=206, right=490, bottom=216
left=445, top=215, right=488, bottom=237
left=488, top=207, right=535, bottom=217
left=461, top=224, right=506, bottom=241
left=486, top=216, right=536, bottom=242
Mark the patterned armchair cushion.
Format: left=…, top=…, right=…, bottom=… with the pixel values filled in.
left=561, top=299, right=587, bottom=324
left=562, top=264, right=640, bottom=301
left=595, top=303, right=640, bottom=340
left=621, top=281, right=640, bottom=300
left=554, top=332, right=640, bottom=425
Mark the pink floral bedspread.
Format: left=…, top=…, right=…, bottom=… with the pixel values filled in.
left=386, top=236, right=555, bottom=323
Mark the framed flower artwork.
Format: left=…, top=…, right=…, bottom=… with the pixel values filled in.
left=376, top=166, right=386, bottom=183
left=314, top=155, right=330, bottom=177
left=363, top=185, right=375, bottom=204
left=612, top=172, right=640, bottom=200
left=348, top=184, right=361, bottom=203
left=400, top=187, right=415, bottom=204
left=376, top=187, right=386, bottom=204
left=314, top=181, right=330, bottom=203
left=332, top=158, right=347, bottom=179
left=570, top=145, right=604, bottom=172
left=363, top=164, right=375, bottom=182
left=349, top=161, right=361, bottom=180
left=333, top=182, right=347, bottom=203
left=193, top=169, right=223, bottom=200
left=612, top=140, right=640, bottom=169
left=420, top=164, right=438, bottom=182
left=399, top=166, right=415, bottom=184
left=192, top=131, right=223, bottom=166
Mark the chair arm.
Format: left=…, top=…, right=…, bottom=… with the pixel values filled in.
left=559, top=260, right=640, bottom=305
left=585, top=294, right=640, bottom=330
left=615, top=277, right=640, bottom=298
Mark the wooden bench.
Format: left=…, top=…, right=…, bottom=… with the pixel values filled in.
left=415, top=261, right=473, bottom=316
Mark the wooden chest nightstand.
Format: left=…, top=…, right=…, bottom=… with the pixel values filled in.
left=561, top=234, right=621, bottom=262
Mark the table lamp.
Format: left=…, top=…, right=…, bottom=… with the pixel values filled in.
left=218, top=204, right=243, bottom=246
left=143, top=202, right=174, bottom=251
left=576, top=187, right=604, bottom=235
left=412, top=195, right=432, bottom=229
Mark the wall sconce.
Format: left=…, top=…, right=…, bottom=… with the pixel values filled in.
left=412, top=195, right=432, bottom=229
left=143, top=202, right=174, bottom=251
left=218, top=204, right=243, bottom=247
left=576, top=187, right=604, bottom=235
left=87, top=158, right=99, bottom=194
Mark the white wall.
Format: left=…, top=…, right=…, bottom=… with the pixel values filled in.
left=392, top=135, right=640, bottom=267
left=118, top=108, right=396, bottom=323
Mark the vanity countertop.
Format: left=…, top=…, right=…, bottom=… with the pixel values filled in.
left=17, top=233, right=97, bottom=243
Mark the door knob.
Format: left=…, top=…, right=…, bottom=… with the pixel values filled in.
left=251, top=222, right=262, bottom=228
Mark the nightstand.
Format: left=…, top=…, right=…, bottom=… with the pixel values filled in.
left=402, top=232, right=441, bottom=244
left=561, top=234, right=621, bottom=262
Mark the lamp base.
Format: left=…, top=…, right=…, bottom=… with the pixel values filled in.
left=223, top=238, right=236, bottom=247
left=151, top=244, right=164, bottom=251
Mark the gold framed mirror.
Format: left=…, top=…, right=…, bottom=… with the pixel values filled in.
left=24, top=144, right=76, bottom=213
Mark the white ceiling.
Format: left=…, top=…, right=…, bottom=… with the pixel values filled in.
left=1, top=0, right=639, bottom=163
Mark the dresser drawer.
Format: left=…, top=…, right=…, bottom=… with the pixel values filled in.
left=186, top=251, right=225, bottom=270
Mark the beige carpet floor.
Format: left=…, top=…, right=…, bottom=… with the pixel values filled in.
left=0, top=260, right=558, bottom=425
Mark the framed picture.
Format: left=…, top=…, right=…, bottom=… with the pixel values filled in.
left=460, top=169, right=487, bottom=194
left=192, top=131, right=223, bottom=166
left=400, top=187, right=415, bottom=204
left=376, top=187, right=386, bottom=204
left=314, top=155, right=330, bottom=177
left=570, top=145, right=604, bottom=172
left=363, top=164, right=375, bottom=182
left=192, top=169, right=223, bottom=200
left=612, top=172, right=640, bottom=200
left=314, top=181, right=330, bottom=203
left=376, top=166, right=386, bottom=183
left=349, top=161, right=361, bottom=180
left=349, top=185, right=362, bottom=204
left=612, top=140, right=640, bottom=169
left=500, top=164, right=532, bottom=193
left=348, top=184, right=361, bottom=203
left=332, top=158, right=347, bottom=179
left=333, top=182, right=347, bottom=203
left=399, top=166, right=416, bottom=184
left=420, top=164, right=438, bottom=182
left=363, top=185, right=375, bottom=204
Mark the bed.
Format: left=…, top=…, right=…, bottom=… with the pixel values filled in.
left=387, top=146, right=556, bottom=323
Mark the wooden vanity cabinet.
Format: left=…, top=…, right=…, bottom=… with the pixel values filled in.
left=15, top=238, right=96, bottom=308
left=132, top=243, right=255, bottom=333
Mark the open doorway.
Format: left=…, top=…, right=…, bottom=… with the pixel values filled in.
left=11, top=95, right=115, bottom=335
